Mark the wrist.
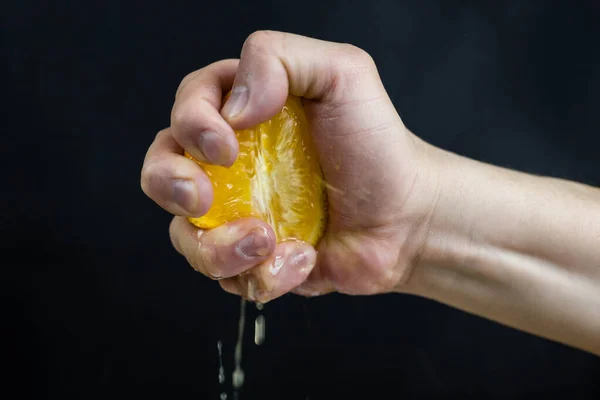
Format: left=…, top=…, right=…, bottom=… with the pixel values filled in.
left=391, top=138, right=600, bottom=356
left=396, top=139, right=496, bottom=293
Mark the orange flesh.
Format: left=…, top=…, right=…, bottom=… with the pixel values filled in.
left=186, top=96, right=326, bottom=247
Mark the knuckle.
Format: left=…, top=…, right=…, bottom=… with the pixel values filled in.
left=333, top=44, right=377, bottom=79
left=243, top=30, right=277, bottom=54
left=170, top=105, right=188, bottom=136
left=141, top=160, right=178, bottom=207
left=140, top=161, right=159, bottom=196
left=175, top=70, right=200, bottom=99
left=169, top=109, right=195, bottom=145
left=350, top=244, right=398, bottom=294
left=170, top=98, right=211, bottom=141
left=172, top=222, right=219, bottom=279
left=188, top=252, right=206, bottom=275
left=377, top=270, right=400, bottom=293
left=339, top=44, right=375, bottom=67
left=154, top=128, right=168, bottom=140
left=369, top=257, right=400, bottom=293
left=169, top=218, right=184, bottom=255
left=323, top=44, right=378, bottom=98
left=195, top=242, right=222, bottom=279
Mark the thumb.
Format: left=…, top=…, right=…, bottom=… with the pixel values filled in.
left=221, top=30, right=386, bottom=129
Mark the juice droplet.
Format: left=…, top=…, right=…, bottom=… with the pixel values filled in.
left=217, top=340, right=225, bottom=384
left=233, top=298, right=246, bottom=390
left=254, top=315, right=265, bottom=345
left=232, top=368, right=245, bottom=389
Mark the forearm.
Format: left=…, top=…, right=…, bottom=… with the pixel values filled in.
left=406, top=141, right=600, bottom=355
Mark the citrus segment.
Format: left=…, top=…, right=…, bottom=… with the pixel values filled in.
left=185, top=95, right=326, bottom=247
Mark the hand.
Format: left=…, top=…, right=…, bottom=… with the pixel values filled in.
left=141, top=30, right=600, bottom=356
left=141, top=31, right=436, bottom=303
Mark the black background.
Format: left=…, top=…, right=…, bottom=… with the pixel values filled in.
left=4, top=1, right=600, bottom=399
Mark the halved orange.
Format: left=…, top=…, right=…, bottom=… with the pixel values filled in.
left=185, top=95, right=327, bottom=247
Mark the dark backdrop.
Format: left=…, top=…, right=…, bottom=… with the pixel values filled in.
left=4, top=1, right=600, bottom=399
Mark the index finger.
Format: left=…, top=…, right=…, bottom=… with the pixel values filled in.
left=170, top=59, right=240, bottom=167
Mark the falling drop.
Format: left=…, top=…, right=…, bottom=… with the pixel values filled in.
left=255, top=302, right=266, bottom=345
left=254, top=315, right=265, bottom=345
left=233, top=298, right=246, bottom=392
left=217, top=340, right=225, bottom=384
left=232, top=368, right=245, bottom=389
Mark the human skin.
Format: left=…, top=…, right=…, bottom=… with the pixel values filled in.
left=140, top=31, right=600, bottom=356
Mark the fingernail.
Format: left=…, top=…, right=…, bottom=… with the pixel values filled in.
left=172, top=179, right=197, bottom=213
left=237, top=227, right=273, bottom=258
left=289, top=247, right=315, bottom=270
left=293, top=285, right=322, bottom=297
left=198, top=131, right=231, bottom=166
left=222, top=85, right=249, bottom=120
